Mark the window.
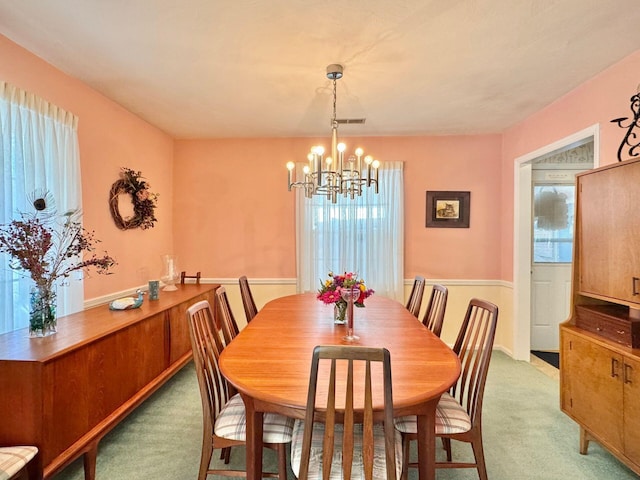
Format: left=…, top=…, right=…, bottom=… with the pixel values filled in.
left=0, top=82, right=82, bottom=335
left=296, top=161, right=404, bottom=301
left=532, top=185, right=575, bottom=263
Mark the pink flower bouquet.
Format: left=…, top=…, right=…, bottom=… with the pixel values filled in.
left=317, top=271, right=374, bottom=308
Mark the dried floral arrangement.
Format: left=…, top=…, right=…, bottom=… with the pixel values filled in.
left=109, top=167, right=158, bottom=230
left=0, top=191, right=116, bottom=335
left=0, top=191, right=116, bottom=289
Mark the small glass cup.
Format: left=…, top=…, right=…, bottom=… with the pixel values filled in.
left=148, top=280, right=160, bottom=300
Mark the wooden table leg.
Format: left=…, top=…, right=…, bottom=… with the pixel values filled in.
left=242, top=395, right=264, bottom=480
left=26, top=455, right=41, bottom=480
left=579, top=426, right=590, bottom=455
left=416, top=400, right=438, bottom=480
left=83, top=445, right=97, bottom=480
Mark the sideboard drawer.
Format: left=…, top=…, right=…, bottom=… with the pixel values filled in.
left=575, top=305, right=640, bottom=348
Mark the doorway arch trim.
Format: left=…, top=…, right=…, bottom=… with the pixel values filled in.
left=512, top=124, right=600, bottom=361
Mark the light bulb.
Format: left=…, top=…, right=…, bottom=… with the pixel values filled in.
left=364, top=155, right=373, bottom=165
left=355, top=147, right=364, bottom=157
left=372, top=160, right=380, bottom=169
left=286, top=161, right=295, bottom=171
left=303, top=165, right=310, bottom=174
left=337, top=143, right=346, bottom=152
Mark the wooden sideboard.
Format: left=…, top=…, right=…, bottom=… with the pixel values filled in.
left=0, top=283, right=218, bottom=480
left=561, top=325, right=640, bottom=472
left=560, top=158, right=640, bottom=475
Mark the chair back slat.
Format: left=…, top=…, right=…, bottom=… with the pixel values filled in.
left=343, top=359, right=355, bottom=479
left=405, top=276, right=426, bottom=317
left=215, top=286, right=240, bottom=345
left=239, top=275, right=259, bottom=322
left=362, top=360, right=375, bottom=480
left=422, top=284, right=448, bottom=337
left=450, top=298, right=498, bottom=425
left=186, top=300, right=230, bottom=432
left=298, top=345, right=397, bottom=480
left=323, top=360, right=337, bottom=480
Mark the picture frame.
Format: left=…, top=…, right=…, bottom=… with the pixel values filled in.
left=426, top=191, right=470, bottom=228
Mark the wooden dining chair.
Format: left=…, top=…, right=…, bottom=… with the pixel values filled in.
left=239, top=275, right=258, bottom=323
left=291, top=345, right=402, bottom=480
left=395, top=298, right=498, bottom=480
left=0, top=446, right=38, bottom=480
left=186, top=300, right=294, bottom=480
left=214, top=286, right=240, bottom=346
left=421, top=284, right=448, bottom=337
left=180, top=271, right=201, bottom=284
left=405, top=275, right=426, bottom=318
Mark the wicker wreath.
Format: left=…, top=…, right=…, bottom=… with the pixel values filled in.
left=109, top=168, right=158, bottom=230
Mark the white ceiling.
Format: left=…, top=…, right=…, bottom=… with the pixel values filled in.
left=1, top=1, right=639, bottom=139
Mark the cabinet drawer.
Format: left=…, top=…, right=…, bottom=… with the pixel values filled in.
left=575, top=305, right=640, bottom=348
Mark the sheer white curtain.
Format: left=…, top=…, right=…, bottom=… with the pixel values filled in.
left=296, top=161, right=404, bottom=301
left=0, top=81, right=82, bottom=335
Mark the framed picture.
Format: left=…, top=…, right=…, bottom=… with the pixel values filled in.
left=426, top=191, right=470, bottom=228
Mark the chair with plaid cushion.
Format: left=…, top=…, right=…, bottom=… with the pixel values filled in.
left=291, top=345, right=403, bottom=480
left=405, top=276, right=425, bottom=318
left=238, top=275, right=259, bottom=323
left=186, top=300, right=294, bottom=480
left=421, top=284, right=448, bottom=337
left=0, top=446, right=38, bottom=480
left=395, top=298, right=498, bottom=480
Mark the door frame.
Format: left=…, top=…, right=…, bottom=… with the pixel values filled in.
left=512, top=124, right=600, bottom=361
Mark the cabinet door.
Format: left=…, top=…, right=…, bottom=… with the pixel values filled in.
left=561, top=329, right=623, bottom=450
left=624, top=355, right=640, bottom=464
left=578, top=163, right=640, bottom=304
left=167, top=291, right=216, bottom=365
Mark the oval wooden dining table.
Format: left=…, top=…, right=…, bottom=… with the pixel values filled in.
left=219, top=293, right=461, bottom=480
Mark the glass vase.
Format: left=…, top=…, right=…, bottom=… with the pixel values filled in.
left=334, top=301, right=347, bottom=325
left=29, top=286, right=57, bottom=337
left=341, top=286, right=360, bottom=341
left=160, top=254, right=179, bottom=291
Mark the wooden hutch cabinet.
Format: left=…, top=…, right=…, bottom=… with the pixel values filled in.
left=578, top=160, right=640, bottom=304
left=560, top=157, right=640, bottom=476
left=0, top=283, right=218, bottom=480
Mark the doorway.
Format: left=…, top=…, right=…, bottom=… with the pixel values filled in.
left=530, top=178, right=576, bottom=352
left=513, top=125, right=599, bottom=361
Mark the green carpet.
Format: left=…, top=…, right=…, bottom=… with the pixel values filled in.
left=51, top=351, right=638, bottom=479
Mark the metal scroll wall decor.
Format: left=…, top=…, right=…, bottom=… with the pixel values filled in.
left=611, top=85, right=640, bottom=162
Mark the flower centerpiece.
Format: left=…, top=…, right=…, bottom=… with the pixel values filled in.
left=0, top=192, right=116, bottom=336
left=317, top=271, right=374, bottom=324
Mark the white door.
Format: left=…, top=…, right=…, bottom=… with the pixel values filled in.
left=530, top=183, right=575, bottom=351
left=531, top=265, right=572, bottom=350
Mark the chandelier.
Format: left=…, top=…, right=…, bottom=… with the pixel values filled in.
left=287, top=64, right=380, bottom=202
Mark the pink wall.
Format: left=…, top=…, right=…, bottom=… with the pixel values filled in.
left=0, top=35, right=175, bottom=299
left=501, top=50, right=640, bottom=280
left=174, top=135, right=503, bottom=280
left=8, top=28, right=592, bottom=295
